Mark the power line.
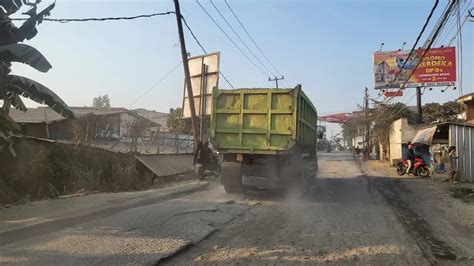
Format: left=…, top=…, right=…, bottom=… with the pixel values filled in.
left=384, top=0, right=439, bottom=92
left=435, top=0, right=472, bottom=46
left=224, top=0, right=291, bottom=87
left=210, top=0, right=277, bottom=78
left=11, top=12, right=176, bottom=23
left=456, top=0, right=464, bottom=98
left=127, top=61, right=182, bottom=109
left=447, top=10, right=471, bottom=46
left=195, top=0, right=271, bottom=79
left=180, top=15, right=236, bottom=89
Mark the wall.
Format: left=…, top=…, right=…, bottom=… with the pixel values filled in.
left=119, top=112, right=137, bottom=138
left=389, top=118, right=418, bottom=165
left=466, top=101, right=474, bottom=122
left=352, top=136, right=363, bottom=147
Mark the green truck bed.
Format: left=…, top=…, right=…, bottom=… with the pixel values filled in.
left=210, top=85, right=317, bottom=154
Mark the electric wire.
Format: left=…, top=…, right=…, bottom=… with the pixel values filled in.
left=11, top=12, right=176, bottom=23
left=224, top=0, right=291, bottom=87
left=127, top=61, right=183, bottom=109
left=384, top=0, right=439, bottom=91
left=435, top=0, right=472, bottom=46
left=180, top=15, right=236, bottom=89
left=195, top=0, right=271, bottom=79
left=209, top=0, right=277, bottom=78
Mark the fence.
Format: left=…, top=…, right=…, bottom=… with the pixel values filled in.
left=450, top=124, right=474, bottom=182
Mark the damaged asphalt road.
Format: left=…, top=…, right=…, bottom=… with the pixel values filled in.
left=1, top=152, right=473, bottom=265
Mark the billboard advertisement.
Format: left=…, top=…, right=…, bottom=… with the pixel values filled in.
left=374, top=47, right=456, bottom=89
left=182, top=52, right=220, bottom=118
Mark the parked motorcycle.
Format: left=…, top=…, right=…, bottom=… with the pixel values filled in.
left=195, top=152, right=222, bottom=180
left=396, top=155, right=430, bottom=177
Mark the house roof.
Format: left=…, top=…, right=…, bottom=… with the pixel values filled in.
left=70, top=107, right=129, bottom=116
left=8, top=107, right=65, bottom=124
left=131, top=108, right=169, bottom=130
left=9, top=107, right=158, bottom=125
left=457, top=92, right=474, bottom=101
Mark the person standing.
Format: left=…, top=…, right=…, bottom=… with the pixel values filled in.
left=448, top=146, right=459, bottom=184
left=406, top=144, right=415, bottom=174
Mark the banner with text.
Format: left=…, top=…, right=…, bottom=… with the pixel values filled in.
left=373, top=47, right=456, bottom=89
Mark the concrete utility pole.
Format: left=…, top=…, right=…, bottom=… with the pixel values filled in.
left=173, top=0, right=199, bottom=147
left=416, top=86, right=422, bottom=124
left=364, top=87, right=370, bottom=160
left=269, top=76, right=284, bottom=89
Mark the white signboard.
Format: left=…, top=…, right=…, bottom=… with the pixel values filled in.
left=182, top=52, right=220, bottom=118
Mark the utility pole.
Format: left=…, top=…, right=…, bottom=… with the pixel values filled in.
left=364, top=87, right=370, bottom=160
left=416, top=86, right=422, bottom=124
left=173, top=0, right=199, bottom=147
left=269, top=76, right=284, bottom=89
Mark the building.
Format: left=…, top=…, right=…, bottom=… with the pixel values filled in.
left=131, top=108, right=169, bottom=132
left=388, top=118, right=419, bottom=165
left=9, top=107, right=158, bottom=142
left=411, top=122, right=474, bottom=183
left=457, top=92, right=474, bottom=124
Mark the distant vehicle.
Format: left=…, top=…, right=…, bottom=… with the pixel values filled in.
left=210, top=85, right=318, bottom=193
left=396, top=155, right=430, bottom=177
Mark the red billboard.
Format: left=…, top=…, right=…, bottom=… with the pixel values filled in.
left=319, top=113, right=352, bottom=123
left=374, top=47, right=456, bottom=89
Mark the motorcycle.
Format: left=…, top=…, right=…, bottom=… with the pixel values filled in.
left=195, top=151, right=222, bottom=180
left=396, top=155, right=430, bottom=177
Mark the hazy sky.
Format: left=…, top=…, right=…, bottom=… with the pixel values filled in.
left=11, top=0, right=473, bottom=123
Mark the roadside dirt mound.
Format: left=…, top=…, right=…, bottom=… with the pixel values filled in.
left=0, top=137, right=153, bottom=205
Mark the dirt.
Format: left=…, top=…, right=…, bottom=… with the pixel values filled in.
left=450, top=187, right=474, bottom=203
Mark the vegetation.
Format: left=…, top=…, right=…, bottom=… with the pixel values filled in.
left=92, top=94, right=111, bottom=108
left=167, top=107, right=184, bottom=133
left=342, top=103, right=417, bottom=158
left=422, top=101, right=463, bottom=124
left=0, top=1, right=73, bottom=154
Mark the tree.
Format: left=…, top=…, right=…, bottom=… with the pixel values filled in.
left=342, top=102, right=417, bottom=159
left=167, top=107, right=183, bottom=133
left=1, top=1, right=73, bottom=155
left=422, top=101, right=463, bottom=124
left=92, top=94, right=111, bottom=108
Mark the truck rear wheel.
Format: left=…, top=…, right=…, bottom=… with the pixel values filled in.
left=221, top=162, right=245, bottom=194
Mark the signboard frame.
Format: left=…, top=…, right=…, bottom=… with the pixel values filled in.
left=182, top=52, right=220, bottom=118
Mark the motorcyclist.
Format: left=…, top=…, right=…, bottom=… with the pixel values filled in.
left=194, top=141, right=212, bottom=168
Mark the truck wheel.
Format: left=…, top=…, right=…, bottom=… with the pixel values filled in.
left=221, top=162, right=244, bottom=194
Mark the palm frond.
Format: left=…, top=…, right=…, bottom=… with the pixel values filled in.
left=6, top=75, right=74, bottom=119
left=0, top=44, right=52, bottom=73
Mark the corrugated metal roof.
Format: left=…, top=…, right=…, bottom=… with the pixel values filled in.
left=9, top=107, right=158, bottom=125
left=131, top=109, right=169, bottom=130
left=8, top=107, right=66, bottom=124
left=135, top=154, right=194, bottom=177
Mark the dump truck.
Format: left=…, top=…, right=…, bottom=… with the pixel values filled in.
left=210, top=85, right=318, bottom=193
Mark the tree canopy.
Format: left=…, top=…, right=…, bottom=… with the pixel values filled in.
left=92, top=95, right=111, bottom=108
